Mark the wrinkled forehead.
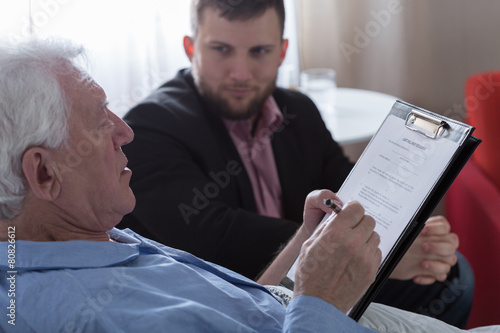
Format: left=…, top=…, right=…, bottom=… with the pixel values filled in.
left=59, top=71, right=107, bottom=128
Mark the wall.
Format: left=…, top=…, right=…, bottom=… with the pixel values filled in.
left=296, top=0, right=500, bottom=216
left=298, top=0, right=500, bottom=121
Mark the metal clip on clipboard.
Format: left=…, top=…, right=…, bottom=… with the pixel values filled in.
left=405, top=109, right=447, bottom=139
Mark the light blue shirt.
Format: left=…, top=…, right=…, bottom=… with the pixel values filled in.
left=0, top=228, right=374, bottom=332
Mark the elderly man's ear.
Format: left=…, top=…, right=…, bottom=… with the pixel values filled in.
left=22, top=148, right=62, bottom=201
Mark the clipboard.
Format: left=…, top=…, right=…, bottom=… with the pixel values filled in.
left=347, top=100, right=481, bottom=320
left=283, top=99, right=481, bottom=321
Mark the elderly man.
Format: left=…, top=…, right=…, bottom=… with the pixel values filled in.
left=0, top=39, right=494, bottom=333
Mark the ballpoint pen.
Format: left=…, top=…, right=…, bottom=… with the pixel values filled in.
left=324, top=198, right=342, bottom=213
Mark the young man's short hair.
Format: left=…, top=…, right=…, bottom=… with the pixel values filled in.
left=190, top=0, right=285, bottom=39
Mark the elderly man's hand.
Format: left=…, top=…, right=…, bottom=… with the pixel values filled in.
left=293, top=192, right=382, bottom=314
left=390, top=216, right=459, bottom=284
left=300, top=190, right=343, bottom=237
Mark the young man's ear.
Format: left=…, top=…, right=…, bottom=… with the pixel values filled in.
left=279, top=38, right=289, bottom=65
left=183, top=36, right=195, bottom=62
left=22, top=147, right=62, bottom=201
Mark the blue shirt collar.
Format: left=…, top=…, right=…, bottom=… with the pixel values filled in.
left=0, top=228, right=140, bottom=271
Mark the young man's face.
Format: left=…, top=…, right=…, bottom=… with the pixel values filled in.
left=185, top=7, right=288, bottom=122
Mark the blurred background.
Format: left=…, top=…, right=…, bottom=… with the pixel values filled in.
left=299, top=0, right=500, bottom=122
left=2, top=0, right=499, bottom=120
left=3, top=0, right=499, bottom=162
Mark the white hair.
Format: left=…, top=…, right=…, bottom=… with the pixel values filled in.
left=0, top=38, right=87, bottom=219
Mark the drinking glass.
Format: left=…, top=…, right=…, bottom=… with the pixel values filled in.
left=300, top=68, right=337, bottom=115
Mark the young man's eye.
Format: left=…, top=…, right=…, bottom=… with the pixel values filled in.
left=213, top=46, right=229, bottom=53
left=251, top=48, right=270, bottom=56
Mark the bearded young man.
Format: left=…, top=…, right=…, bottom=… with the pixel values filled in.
left=118, top=1, right=473, bottom=327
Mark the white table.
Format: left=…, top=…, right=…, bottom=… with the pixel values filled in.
left=320, top=88, right=397, bottom=145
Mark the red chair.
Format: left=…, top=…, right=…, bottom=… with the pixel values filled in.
left=446, top=71, right=500, bottom=328
left=465, top=71, right=500, bottom=189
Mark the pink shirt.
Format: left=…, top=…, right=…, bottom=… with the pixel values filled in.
left=223, top=97, right=284, bottom=218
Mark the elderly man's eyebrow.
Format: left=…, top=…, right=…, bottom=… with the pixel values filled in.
left=93, top=100, right=109, bottom=117
left=89, top=100, right=109, bottom=122
left=100, top=100, right=110, bottom=110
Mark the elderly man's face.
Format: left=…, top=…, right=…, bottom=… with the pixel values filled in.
left=53, top=75, right=135, bottom=231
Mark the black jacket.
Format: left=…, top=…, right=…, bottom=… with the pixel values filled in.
left=118, top=69, right=353, bottom=279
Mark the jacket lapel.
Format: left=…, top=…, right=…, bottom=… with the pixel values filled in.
left=271, top=92, right=310, bottom=223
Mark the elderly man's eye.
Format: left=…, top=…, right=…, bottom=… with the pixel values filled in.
left=101, top=120, right=115, bottom=131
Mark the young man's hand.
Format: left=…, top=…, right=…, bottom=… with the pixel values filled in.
left=390, top=216, right=458, bottom=284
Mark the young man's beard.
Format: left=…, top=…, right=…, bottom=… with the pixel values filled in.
left=197, top=76, right=277, bottom=121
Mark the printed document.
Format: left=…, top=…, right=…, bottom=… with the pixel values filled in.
left=287, top=114, right=459, bottom=281
left=336, top=115, right=459, bottom=263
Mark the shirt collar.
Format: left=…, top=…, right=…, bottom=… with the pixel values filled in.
left=222, top=96, right=283, bottom=137
left=0, top=228, right=141, bottom=271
